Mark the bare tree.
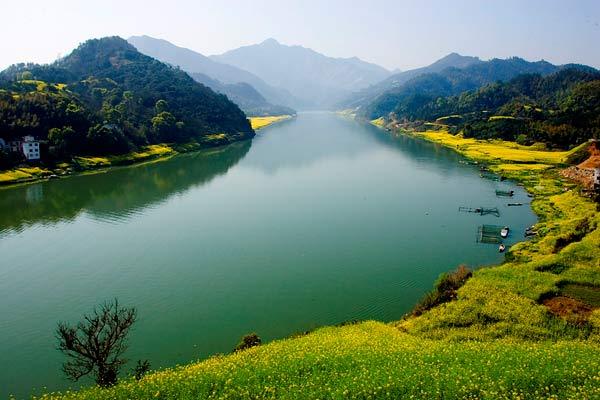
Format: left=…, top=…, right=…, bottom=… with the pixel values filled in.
left=56, top=299, right=137, bottom=387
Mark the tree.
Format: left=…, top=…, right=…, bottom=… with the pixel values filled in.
left=151, top=111, right=178, bottom=142
left=155, top=99, right=168, bottom=114
left=56, top=299, right=137, bottom=387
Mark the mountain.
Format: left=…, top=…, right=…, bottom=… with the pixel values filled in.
left=127, top=35, right=298, bottom=109
left=338, top=53, right=482, bottom=110
left=190, top=72, right=295, bottom=116
left=386, top=68, right=600, bottom=149
left=0, top=37, right=253, bottom=160
left=361, top=57, right=567, bottom=119
left=211, top=38, right=392, bottom=108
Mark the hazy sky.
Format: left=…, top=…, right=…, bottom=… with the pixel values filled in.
left=1, top=0, right=599, bottom=71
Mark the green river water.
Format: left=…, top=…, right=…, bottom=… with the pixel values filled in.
left=0, top=113, right=536, bottom=398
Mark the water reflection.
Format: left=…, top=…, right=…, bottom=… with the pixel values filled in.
left=0, top=141, right=251, bottom=236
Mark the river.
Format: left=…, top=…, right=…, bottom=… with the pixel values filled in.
left=0, top=113, right=536, bottom=397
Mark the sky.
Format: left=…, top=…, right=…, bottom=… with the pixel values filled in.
left=1, top=0, right=599, bottom=72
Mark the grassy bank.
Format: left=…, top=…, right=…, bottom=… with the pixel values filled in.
left=38, top=322, right=600, bottom=400
left=393, top=129, right=599, bottom=342
left=0, top=144, right=177, bottom=187
left=0, top=132, right=250, bottom=188
left=36, top=127, right=600, bottom=399
left=250, top=115, right=293, bottom=130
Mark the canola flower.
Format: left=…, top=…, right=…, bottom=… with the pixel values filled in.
left=250, top=116, right=292, bottom=130
left=38, top=322, right=600, bottom=400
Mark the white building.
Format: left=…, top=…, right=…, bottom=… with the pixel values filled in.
left=21, top=136, right=40, bottom=160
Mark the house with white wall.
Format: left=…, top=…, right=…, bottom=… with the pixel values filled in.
left=21, top=136, right=40, bottom=160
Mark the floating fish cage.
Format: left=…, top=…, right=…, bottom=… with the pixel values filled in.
left=477, top=224, right=504, bottom=243
left=495, top=189, right=514, bottom=197
left=458, top=206, right=500, bottom=217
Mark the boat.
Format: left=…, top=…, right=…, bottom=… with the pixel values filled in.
left=507, top=203, right=523, bottom=206
left=499, top=244, right=506, bottom=253
left=500, top=226, right=510, bottom=238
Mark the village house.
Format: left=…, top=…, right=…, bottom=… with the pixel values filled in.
left=2, top=135, right=42, bottom=161
left=21, top=136, right=41, bottom=160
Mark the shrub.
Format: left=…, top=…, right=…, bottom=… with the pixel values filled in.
left=132, top=360, right=150, bottom=381
left=411, top=265, right=472, bottom=316
left=234, top=333, right=262, bottom=352
left=553, top=218, right=594, bottom=253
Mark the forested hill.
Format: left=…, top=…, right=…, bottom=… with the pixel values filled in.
left=360, top=57, right=583, bottom=120
left=0, top=37, right=253, bottom=161
left=387, top=68, right=600, bottom=149
left=337, top=53, right=482, bottom=110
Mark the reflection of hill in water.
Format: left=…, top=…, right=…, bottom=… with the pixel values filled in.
left=242, top=113, right=467, bottom=177
left=0, top=141, right=251, bottom=235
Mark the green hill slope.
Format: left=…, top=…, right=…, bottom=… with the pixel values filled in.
left=0, top=37, right=253, bottom=162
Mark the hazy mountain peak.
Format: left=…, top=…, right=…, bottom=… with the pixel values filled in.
left=212, top=40, right=392, bottom=108
left=431, top=52, right=481, bottom=69
left=261, top=38, right=280, bottom=46
left=126, top=35, right=299, bottom=110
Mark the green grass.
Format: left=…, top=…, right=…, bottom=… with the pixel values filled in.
left=37, top=322, right=600, bottom=400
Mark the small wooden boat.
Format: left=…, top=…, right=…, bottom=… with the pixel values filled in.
left=498, top=244, right=506, bottom=253
left=507, top=203, right=523, bottom=206
left=500, top=226, right=510, bottom=238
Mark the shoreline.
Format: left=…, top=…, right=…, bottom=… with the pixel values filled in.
left=0, top=138, right=250, bottom=190
left=0, top=115, right=300, bottom=190
left=377, top=126, right=599, bottom=340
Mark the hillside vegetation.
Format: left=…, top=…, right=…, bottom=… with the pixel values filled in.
left=0, top=37, right=253, bottom=170
left=360, top=57, right=592, bottom=120
left=386, top=69, right=600, bottom=149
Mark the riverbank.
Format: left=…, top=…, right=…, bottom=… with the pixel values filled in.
left=38, top=122, right=600, bottom=399
left=0, top=133, right=254, bottom=188
left=390, top=128, right=599, bottom=341
left=249, top=115, right=294, bottom=130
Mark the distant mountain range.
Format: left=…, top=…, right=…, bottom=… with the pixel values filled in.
left=211, top=38, right=392, bottom=108
left=351, top=56, right=595, bottom=119
left=128, top=35, right=299, bottom=112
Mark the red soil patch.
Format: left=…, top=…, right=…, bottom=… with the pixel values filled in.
left=578, top=141, right=600, bottom=169
left=560, top=141, right=600, bottom=188
left=543, top=296, right=593, bottom=323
